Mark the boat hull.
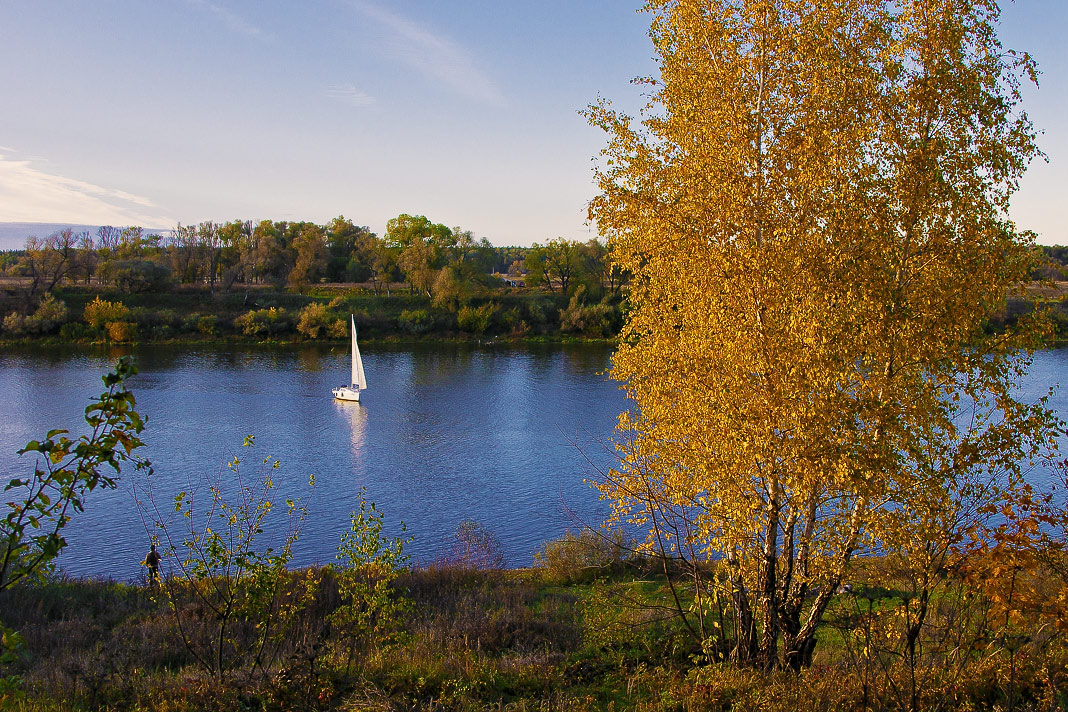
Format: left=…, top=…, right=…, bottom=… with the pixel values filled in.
left=332, top=386, right=362, bottom=402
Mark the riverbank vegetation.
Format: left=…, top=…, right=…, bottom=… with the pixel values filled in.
left=0, top=284, right=625, bottom=345
left=2, top=249, right=1066, bottom=346
left=0, top=215, right=627, bottom=344
left=1, top=529, right=1066, bottom=711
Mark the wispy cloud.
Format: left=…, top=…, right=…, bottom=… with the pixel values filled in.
left=326, top=84, right=376, bottom=108
left=350, top=0, right=503, bottom=106
left=0, top=151, right=173, bottom=227
left=184, top=0, right=270, bottom=39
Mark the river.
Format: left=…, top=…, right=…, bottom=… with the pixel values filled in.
left=1, top=344, right=1065, bottom=580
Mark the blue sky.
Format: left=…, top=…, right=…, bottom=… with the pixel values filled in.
left=0, top=1, right=1064, bottom=246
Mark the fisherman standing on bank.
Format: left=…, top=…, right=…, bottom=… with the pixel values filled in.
left=143, top=543, right=161, bottom=586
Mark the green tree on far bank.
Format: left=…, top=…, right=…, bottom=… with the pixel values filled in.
left=386, top=214, right=454, bottom=297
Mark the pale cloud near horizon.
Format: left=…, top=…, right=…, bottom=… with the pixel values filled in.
left=0, top=152, right=173, bottom=227
left=184, top=0, right=270, bottom=39
left=350, top=0, right=504, bottom=106
left=326, top=84, right=376, bottom=108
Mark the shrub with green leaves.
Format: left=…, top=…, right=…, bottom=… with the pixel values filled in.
left=139, top=436, right=312, bottom=681
left=234, top=307, right=292, bottom=337
left=330, top=488, right=413, bottom=672
left=2, top=358, right=146, bottom=594
left=457, top=303, right=495, bottom=335
left=535, top=528, right=634, bottom=584
left=327, top=318, right=349, bottom=339
left=296, top=302, right=331, bottom=339
left=181, top=313, right=204, bottom=333
left=500, top=306, right=530, bottom=336
left=1, top=295, right=69, bottom=336
left=0, top=313, right=27, bottom=336
left=2, top=359, right=147, bottom=692
left=524, top=297, right=557, bottom=327
left=195, top=315, right=217, bottom=336
left=559, top=286, right=612, bottom=336
left=155, top=308, right=182, bottom=329
left=99, top=258, right=173, bottom=294
left=30, top=294, right=67, bottom=332
left=127, top=306, right=158, bottom=328
left=58, top=322, right=87, bottom=340
left=398, top=309, right=433, bottom=334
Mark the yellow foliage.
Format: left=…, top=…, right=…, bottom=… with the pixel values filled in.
left=589, top=0, right=1055, bottom=667
left=296, top=302, right=331, bottom=339
left=104, top=320, right=137, bottom=343
left=83, top=296, right=129, bottom=329
left=328, top=318, right=349, bottom=339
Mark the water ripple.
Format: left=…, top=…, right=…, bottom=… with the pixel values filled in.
left=0, top=343, right=624, bottom=577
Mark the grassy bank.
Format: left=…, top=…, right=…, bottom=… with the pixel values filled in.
left=2, top=544, right=1065, bottom=711
left=5, top=281, right=1068, bottom=348
left=0, top=284, right=625, bottom=346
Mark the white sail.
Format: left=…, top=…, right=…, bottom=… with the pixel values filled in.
left=351, top=315, right=367, bottom=390
left=333, top=315, right=366, bottom=400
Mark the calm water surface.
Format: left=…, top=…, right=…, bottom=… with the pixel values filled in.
left=2, top=344, right=1066, bottom=581
left=0, top=343, right=625, bottom=579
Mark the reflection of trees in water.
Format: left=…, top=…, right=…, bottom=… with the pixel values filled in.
left=411, top=345, right=475, bottom=384
left=404, top=343, right=613, bottom=386
left=335, top=400, right=368, bottom=456
left=106, top=345, right=134, bottom=363
left=0, top=345, right=109, bottom=370
left=560, top=344, right=612, bottom=376
left=297, top=347, right=323, bottom=372
left=132, top=345, right=335, bottom=377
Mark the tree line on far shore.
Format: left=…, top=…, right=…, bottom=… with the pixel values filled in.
left=0, top=215, right=625, bottom=298
left=0, top=214, right=630, bottom=341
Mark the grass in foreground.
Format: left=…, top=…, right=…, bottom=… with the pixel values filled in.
left=1, top=542, right=1067, bottom=712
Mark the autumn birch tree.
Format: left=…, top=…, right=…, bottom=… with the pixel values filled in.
left=589, top=0, right=1057, bottom=670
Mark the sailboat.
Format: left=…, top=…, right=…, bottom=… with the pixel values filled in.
left=332, top=315, right=366, bottom=402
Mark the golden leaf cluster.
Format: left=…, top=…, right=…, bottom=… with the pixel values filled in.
left=589, top=0, right=1058, bottom=666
